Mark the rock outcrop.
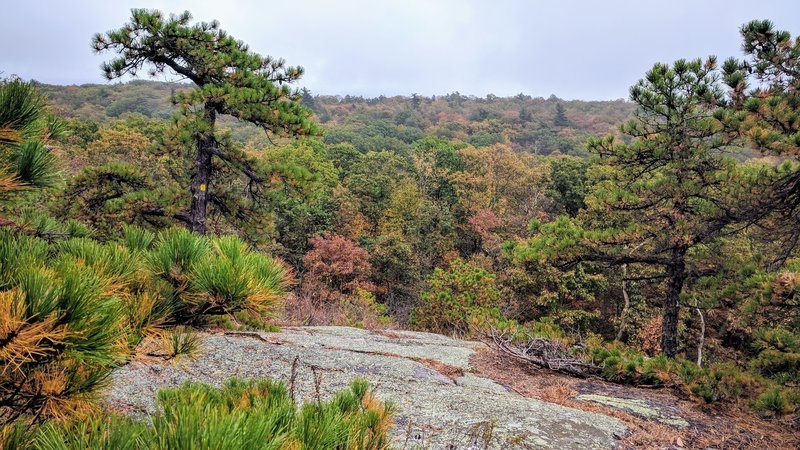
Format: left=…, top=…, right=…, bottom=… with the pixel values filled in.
left=106, top=326, right=627, bottom=449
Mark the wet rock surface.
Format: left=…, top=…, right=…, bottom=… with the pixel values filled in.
left=105, top=326, right=627, bottom=449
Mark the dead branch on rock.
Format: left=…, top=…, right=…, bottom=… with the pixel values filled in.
left=489, top=327, right=601, bottom=378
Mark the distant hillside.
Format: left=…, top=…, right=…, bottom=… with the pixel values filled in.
left=38, top=80, right=181, bottom=122
left=37, top=80, right=634, bottom=156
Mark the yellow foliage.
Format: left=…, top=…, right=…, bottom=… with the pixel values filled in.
left=0, top=289, right=68, bottom=376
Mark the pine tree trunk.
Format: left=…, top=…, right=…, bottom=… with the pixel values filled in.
left=662, top=253, right=686, bottom=357
left=189, top=106, right=216, bottom=234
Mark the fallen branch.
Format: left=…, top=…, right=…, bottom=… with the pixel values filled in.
left=488, top=327, right=601, bottom=378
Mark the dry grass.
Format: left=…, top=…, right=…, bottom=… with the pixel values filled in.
left=537, top=379, right=576, bottom=404
left=281, top=292, right=392, bottom=330
left=471, top=347, right=800, bottom=450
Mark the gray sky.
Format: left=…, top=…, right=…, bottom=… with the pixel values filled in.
left=2, top=1, right=799, bottom=99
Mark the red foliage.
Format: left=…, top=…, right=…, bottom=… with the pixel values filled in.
left=468, top=209, right=502, bottom=252
left=301, top=232, right=376, bottom=305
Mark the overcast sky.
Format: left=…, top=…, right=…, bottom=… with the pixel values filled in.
left=2, top=1, right=799, bottom=99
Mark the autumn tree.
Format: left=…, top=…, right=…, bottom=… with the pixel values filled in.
left=258, top=140, right=338, bottom=265
left=301, top=233, right=375, bottom=305
left=452, top=144, right=548, bottom=234
left=516, top=59, right=765, bottom=356
left=378, top=181, right=456, bottom=270
left=366, top=234, right=421, bottom=319
left=93, top=9, right=318, bottom=234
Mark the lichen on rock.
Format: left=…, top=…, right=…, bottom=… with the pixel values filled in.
left=105, top=326, right=627, bottom=449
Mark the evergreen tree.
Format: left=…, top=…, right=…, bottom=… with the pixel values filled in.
left=92, top=9, right=319, bottom=234
left=548, top=156, right=588, bottom=217
left=720, top=19, right=800, bottom=266
left=300, top=87, right=316, bottom=112
left=517, top=59, right=765, bottom=356
left=554, top=102, right=569, bottom=127
left=410, top=93, right=422, bottom=110
left=0, top=79, right=62, bottom=207
left=519, top=106, right=533, bottom=123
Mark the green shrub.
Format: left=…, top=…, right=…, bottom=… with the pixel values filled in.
left=588, top=342, right=775, bottom=405
left=232, top=310, right=281, bottom=332
left=710, top=363, right=762, bottom=401
left=751, top=387, right=800, bottom=417
left=121, top=224, right=155, bottom=252
left=753, top=388, right=787, bottom=416
left=0, top=420, right=36, bottom=450
left=338, top=289, right=393, bottom=329
left=0, top=231, right=49, bottom=287
left=0, top=232, right=126, bottom=424
left=750, top=327, right=800, bottom=383
left=0, top=79, right=63, bottom=193
left=33, top=415, right=146, bottom=450
left=13, top=210, right=92, bottom=242
left=188, top=236, right=288, bottom=318
left=147, top=227, right=210, bottom=290
left=122, top=291, right=172, bottom=349
left=410, top=259, right=502, bottom=336
left=56, top=238, right=141, bottom=285
left=15, top=378, right=394, bottom=450
left=589, top=344, right=654, bottom=385
left=147, top=228, right=289, bottom=323
left=160, top=326, right=200, bottom=360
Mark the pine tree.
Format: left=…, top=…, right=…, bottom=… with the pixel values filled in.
left=719, top=19, right=800, bottom=266
left=92, top=9, right=319, bottom=234
left=517, top=59, right=766, bottom=356
left=410, top=93, right=422, bottom=110
left=554, top=102, right=569, bottom=127
left=300, top=87, right=316, bottom=112
left=0, top=79, right=62, bottom=217
left=519, top=106, right=533, bottom=123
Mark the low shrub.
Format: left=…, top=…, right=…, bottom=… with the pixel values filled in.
left=750, top=327, right=800, bottom=383
left=0, top=232, right=126, bottom=424
left=188, top=236, right=289, bottom=318
left=337, top=289, right=393, bottom=329
left=6, top=378, right=394, bottom=450
left=410, top=258, right=503, bottom=336
left=587, top=341, right=776, bottom=406
left=147, top=228, right=290, bottom=323
left=752, top=387, right=800, bottom=417
left=590, top=344, right=652, bottom=384
left=159, top=326, right=200, bottom=360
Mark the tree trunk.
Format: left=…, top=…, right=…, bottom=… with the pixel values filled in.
left=189, top=106, right=216, bottom=234
left=695, top=305, right=705, bottom=367
left=662, top=253, right=686, bottom=357
left=615, top=264, right=630, bottom=341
